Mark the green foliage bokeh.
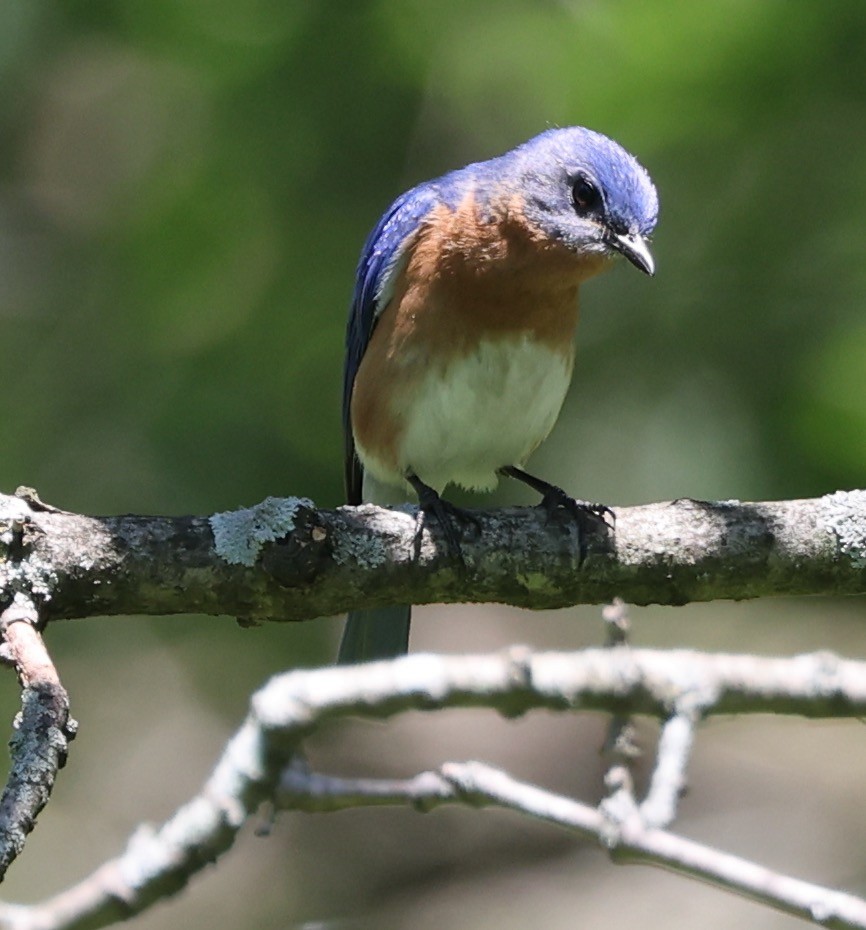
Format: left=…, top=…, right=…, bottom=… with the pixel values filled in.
left=4, top=2, right=866, bottom=514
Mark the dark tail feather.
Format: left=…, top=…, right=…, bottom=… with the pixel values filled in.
left=337, top=605, right=412, bottom=664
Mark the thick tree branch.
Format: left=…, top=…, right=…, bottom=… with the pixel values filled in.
left=1, top=488, right=866, bottom=624
left=1, top=648, right=865, bottom=930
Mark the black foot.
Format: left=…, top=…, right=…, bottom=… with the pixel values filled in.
left=406, top=473, right=479, bottom=568
left=499, top=465, right=613, bottom=563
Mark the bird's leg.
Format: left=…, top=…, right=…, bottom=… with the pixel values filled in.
left=406, top=473, right=478, bottom=568
left=499, top=465, right=613, bottom=563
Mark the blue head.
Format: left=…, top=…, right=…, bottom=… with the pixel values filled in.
left=475, top=126, right=658, bottom=275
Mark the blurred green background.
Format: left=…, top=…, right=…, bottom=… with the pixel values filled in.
left=2, top=1, right=866, bottom=927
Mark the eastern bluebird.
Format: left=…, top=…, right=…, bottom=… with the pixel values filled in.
left=338, top=126, right=658, bottom=663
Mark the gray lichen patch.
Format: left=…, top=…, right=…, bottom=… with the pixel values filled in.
left=7, top=559, right=59, bottom=601
left=0, top=496, right=32, bottom=550
left=0, top=496, right=58, bottom=601
left=332, top=530, right=388, bottom=569
left=210, top=497, right=315, bottom=567
left=817, top=489, right=866, bottom=569
left=331, top=504, right=417, bottom=569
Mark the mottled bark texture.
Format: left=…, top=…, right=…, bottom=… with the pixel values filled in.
left=2, top=488, right=866, bottom=626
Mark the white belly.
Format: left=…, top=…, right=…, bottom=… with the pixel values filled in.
left=393, top=336, right=573, bottom=493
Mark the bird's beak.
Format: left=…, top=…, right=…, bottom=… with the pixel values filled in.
left=607, top=230, right=655, bottom=276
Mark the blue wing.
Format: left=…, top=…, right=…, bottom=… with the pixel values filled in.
left=343, top=183, right=442, bottom=504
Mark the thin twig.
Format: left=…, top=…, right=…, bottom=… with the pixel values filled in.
left=599, top=600, right=642, bottom=800
left=638, top=707, right=697, bottom=828
left=452, top=761, right=866, bottom=930
left=0, top=598, right=74, bottom=882
left=0, top=649, right=865, bottom=928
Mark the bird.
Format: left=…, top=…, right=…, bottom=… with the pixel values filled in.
left=338, top=126, right=658, bottom=664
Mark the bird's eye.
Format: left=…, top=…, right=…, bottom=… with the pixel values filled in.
left=572, top=175, right=602, bottom=215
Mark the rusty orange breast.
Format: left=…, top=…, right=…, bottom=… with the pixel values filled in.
left=350, top=189, right=608, bottom=485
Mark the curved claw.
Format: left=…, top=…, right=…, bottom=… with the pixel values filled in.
left=499, top=465, right=614, bottom=564
left=407, top=473, right=478, bottom=570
